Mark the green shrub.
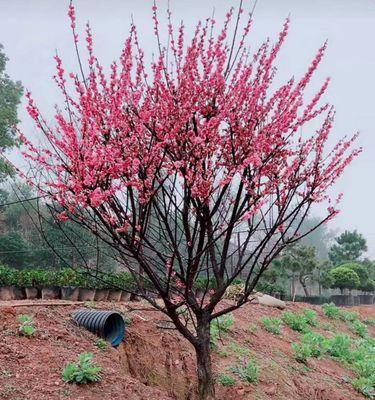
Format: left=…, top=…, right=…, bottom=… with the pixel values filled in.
left=353, top=359, right=375, bottom=379
left=301, top=332, right=328, bottom=358
left=0, top=266, right=17, bottom=286
left=229, top=342, right=250, bottom=357
left=351, top=320, right=368, bottom=338
left=339, top=309, right=359, bottom=322
left=231, top=361, right=259, bottom=383
left=352, top=376, right=375, bottom=398
left=210, top=314, right=234, bottom=349
left=322, top=303, right=341, bottom=319
left=302, top=308, right=318, bottom=326
left=261, top=317, right=282, bottom=335
left=282, top=312, right=309, bottom=333
left=18, top=314, right=35, bottom=337
left=94, top=339, right=107, bottom=351
left=292, top=342, right=312, bottom=363
left=62, top=353, right=102, bottom=384
left=218, top=374, right=237, bottom=387
left=327, top=334, right=353, bottom=362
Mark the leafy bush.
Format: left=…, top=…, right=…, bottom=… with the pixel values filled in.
left=0, top=265, right=17, bottom=286
left=301, top=332, right=328, bottom=358
left=327, top=334, right=353, bottom=362
left=352, top=376, right=375, bottom=398
left=327, top=266, right=360, bottom=292
left=231, top=361, right=259, bottom=383
left=18, top=314, right=35, bottom=337
left=210, top=314, right=234, bottom=349
left=292, top=342, right=312, bottom=363
left=302, top=308, right=318, bottom=326
left=94, top=339, right=107, bottom=351
left=322, top=303, right=341, bottom=319
left=282, top=312, right=309, bottom=333
left=351, top=320, right=368, bottom=338
left=62, top=353, right=102, bottom=384
left=261, top=317, right=282, bottom=335
left=218, top=374, right=237, bottom=387
left=339, top=309, right=359, bottom=323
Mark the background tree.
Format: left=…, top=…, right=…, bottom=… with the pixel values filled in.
left=276, top=245, right=318, bottom=298
left=327, top=265, right=360, bottom=294
left=329, top=230, right=367, bottom=265
left=0, top=44, right=23, bottom=180
left=20, top=4, right=360, bottom=399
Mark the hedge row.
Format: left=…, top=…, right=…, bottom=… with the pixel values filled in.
left=0, top=266, right=136, bottom=290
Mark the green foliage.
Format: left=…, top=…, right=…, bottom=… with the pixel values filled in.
left=210, top=314, right=234, bottom=349
left=327, top=334, right=353, bottom=362
left=351, top=320, right=368, bottom=338
left=322, top=302, right=340, bottom=319
left=94, top=339, right=107, bottom=351
left=62, top=353, right=102, bottom=384
left=231, top=361, right=259, bottom=383
left=229, top=342, right=250, bottom=357
left=352, top=376, right=375, bottom=398
left=301, top=332, right=328, bottom=358
left=302, top=308, right=318, bottom=326
left=292, top=342, right=312, bottom=363
left=217, top=374, right=237, bottom=387
left=329, top=230, right=367, bottom=265
left=0, top=44, right=23, bottom=181
left=339, top=309, right=360, bottom=322
left=327, top=266, right=360, bottom=292
left=0, top=265, right=17, bottom=286
left=282, top=311, right=310, bottom=333
left=0, top=232, right=30, bottom=268
left=18, top=314, right=35, bottom=337
left=261, top=317, right=282, bottom=335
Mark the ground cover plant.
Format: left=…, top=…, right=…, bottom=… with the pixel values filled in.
left=17, top=314, right=35, bottom=337
left=62, top=352, right=102, bottom=384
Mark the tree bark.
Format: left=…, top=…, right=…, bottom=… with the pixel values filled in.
left=195, top=315, right=215, bottom=400
left=299, top=276, right=310, bottom=297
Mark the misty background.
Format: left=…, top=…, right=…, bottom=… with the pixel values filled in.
left=0, top=0, right=374, bottom=255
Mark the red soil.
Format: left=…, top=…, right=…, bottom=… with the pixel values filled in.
left=0, top=300, right=373, bottom=400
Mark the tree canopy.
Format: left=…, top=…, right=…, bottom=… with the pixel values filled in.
left=329, top=230, right=367, bottom=266
left=0, top=44, right=23, bottom=181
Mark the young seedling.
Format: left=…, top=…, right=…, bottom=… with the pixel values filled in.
left=95, top=338, right=108, bottom=351
left=218, top=374, right=237, bottom=387
left=62, top=352, right=102, bottom=384
left=18, top=315, right=35, bottom=337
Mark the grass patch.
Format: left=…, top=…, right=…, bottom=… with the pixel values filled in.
left=261, top=317, right=282, bottom=335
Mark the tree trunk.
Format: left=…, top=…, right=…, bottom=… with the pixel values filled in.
left=196, top=315, right=215, bottom=400
left=300, top=276, right=310, bottom=297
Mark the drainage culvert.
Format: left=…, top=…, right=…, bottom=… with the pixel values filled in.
left=73, top=309, right=125, bottom=347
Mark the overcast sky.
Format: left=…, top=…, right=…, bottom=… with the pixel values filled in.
left=1, top=0, right=374, bottom=256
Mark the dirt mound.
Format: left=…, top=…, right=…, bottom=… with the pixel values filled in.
left=0, top=300, right=373, bottom=399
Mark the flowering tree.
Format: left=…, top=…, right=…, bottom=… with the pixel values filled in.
left=20, top=3, right=360, bottom=399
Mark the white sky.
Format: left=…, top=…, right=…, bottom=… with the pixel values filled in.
left=0, top=0, right=374, bottom=256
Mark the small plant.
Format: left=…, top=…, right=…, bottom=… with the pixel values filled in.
left=322, top=303, right=341, bottom=319
left=302, top=308, right=318, bottom=326
left=301, top=332, right=328, bottom=358
left=352, top=376, right=375, bottom=398
left=62, top=352, right=102, bottom=384
left=229, top=342, right=250, bottom=357
left=353, top=359, right=375, bottom=378
left=261, top=317, right=282, bottom=335
left=292, top=342, right=312, bottom=363
left=18, top=314, right=35, bottom=337
left=282, top=312, right=309, bottom=333
left=210, top=314, right=234, bottom=349
left=95, top=338, right=107, bottom=351
left=351, top=320, right=368, bottom=338
left=231, top=360, right=259, bottom=383
left=218, top=374, right=237, bottom=387
left=327, top=334, right=353, bottom=362
left=339, top=309, right=359, bottom=323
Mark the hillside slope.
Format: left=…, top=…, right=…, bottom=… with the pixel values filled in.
left=0, top=300, right=373, bottom=400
